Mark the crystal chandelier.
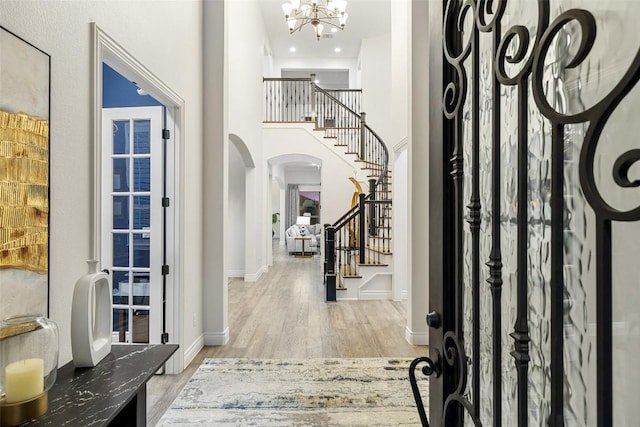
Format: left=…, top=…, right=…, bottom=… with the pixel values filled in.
left=281, top=0, right=348, bottom=40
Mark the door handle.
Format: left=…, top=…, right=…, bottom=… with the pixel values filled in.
left=426, top=311, right=441, bottom=329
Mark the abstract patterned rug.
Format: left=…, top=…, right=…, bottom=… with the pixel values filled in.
left=158, top=358, right=428, bottom=426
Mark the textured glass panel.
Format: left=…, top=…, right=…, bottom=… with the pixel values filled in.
left=113, top=120, right=130, bottom=155
left=527, top=88, right=551, bottom=426
left=478, top=29, right=494, bottom=427
left=112, top=158, right=130, bottom=192
left=112, top=233, right=129, bottom=268
left=133, top=196, right=150, bottom=230
left=113, top=195, right=130, bottom=230
left=134, top=120, right=150, bottom=154
left=112, top=270, right=129, bottom=305
left=501, top=84, right=519, bottom=427
left=461, top=43, right=474, bottom=427
left=134, top=158, right=150, bottom=192
left=133, top=233, right=150, bottom=268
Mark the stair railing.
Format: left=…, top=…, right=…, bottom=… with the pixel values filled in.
left=262, top=76, right=391, bottom=301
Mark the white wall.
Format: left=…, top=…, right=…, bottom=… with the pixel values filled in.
left=359, top=33, right=392, bottom=143
left=286, top=167, right=321, bottom=185
left=264, top=127, right=357, bottom=226
left=393, top=147, right=408, bottom=301
left=0, top=0, right=205, bottom=366
left=228, top=0, right=270, bottom=280
left=228, top=143, right=246, bottom=277
left=272, top=57, right=359, bottom=88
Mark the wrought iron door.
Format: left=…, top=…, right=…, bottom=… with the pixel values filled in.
left=412, top=0, right=640, bottom=425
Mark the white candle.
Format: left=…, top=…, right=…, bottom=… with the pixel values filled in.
left=4, top=358, right=44, bottom=403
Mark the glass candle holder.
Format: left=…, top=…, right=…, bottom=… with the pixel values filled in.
left=0, top=315, right=59, bottom=426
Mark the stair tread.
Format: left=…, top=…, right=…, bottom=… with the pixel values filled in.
left=366, top=245, right=393, bottom=255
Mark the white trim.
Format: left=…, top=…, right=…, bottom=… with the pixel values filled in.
left=228, top=269, right=244, bottom=278
left=244, top=267, right=265, bottom=282
left=92, top=23, right=186, bottom=374
left=401, top=290, right=408, bottom=300
left=183, top=334, right=204, bottom=369
left=358, top=290, right=394, bottom=300
left=405, top=326, right=429, bottom=345
left=204, top=328, right=230, bottom=346
left=393, top=137, right=408, bottom=152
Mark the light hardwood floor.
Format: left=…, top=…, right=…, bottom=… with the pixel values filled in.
left=147, top=243, right=427, bottom=425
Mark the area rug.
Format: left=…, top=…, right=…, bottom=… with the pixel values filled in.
left=158, top=358, right=429, bottom=426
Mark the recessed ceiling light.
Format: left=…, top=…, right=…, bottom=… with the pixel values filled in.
left=331, top=28, right=338, bottom=33
left=334, top=47, right=341, bottom=53
left=289, top=47, right=296, bottom=52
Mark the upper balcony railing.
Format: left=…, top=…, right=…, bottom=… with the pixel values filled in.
left=263, top=77, right=362, bottom=125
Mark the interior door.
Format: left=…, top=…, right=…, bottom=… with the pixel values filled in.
left=102, top=106, right=163, bottom=345
left=412, top=1, right=640, bottom=426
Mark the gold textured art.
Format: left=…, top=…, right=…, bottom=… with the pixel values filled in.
left=0, top=109, right=49, bottom=273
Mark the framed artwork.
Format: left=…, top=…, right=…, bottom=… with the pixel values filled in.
left=0, top=26, right=51, bottom=319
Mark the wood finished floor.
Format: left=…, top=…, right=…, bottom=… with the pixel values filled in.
left=147, top=243, right=427, bottom=426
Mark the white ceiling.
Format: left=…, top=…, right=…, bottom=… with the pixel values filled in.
left=259, top=1, right=390, bottom=171
left=259, top=0, right=391, bottom=60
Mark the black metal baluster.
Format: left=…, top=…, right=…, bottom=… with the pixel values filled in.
left=468, top=24, right=481, bottom=419
left=511, top=81, right=530, bottom=427
left=596, top=218, right=612, bottom=427
left=488, top=19, right=503, bottom=427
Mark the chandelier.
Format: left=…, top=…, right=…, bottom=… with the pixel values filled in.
left=281, top=0, right=348, bottom=40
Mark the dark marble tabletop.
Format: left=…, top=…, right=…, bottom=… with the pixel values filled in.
left=23, top=344, right=178, bottom=426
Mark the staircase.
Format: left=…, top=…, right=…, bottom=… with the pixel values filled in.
left=263, top=76, right=392, bottom=301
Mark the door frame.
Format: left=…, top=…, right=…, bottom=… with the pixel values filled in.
left=91, top=23, right=184, bottom=374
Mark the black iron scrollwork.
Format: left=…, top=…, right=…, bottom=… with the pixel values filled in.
left=410, top=355, right=441, bottom=427
left=613, top=149, right=640, bottom=188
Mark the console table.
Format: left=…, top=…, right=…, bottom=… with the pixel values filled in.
left=24, top=344, right=178, bottom=426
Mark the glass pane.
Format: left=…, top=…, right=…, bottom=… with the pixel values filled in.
left=132, top=272, right=150, bottom=305
left=134, top=158, right=150, bottom=192
left=133, top=233, right=150, bottom=268
left=134, top=120, right=151, bottom=154
left=132, top=309, right=149, bottom=343
left=113, top=308, right=129, bottom=343
left=113, top=158, right=130, bottom=192
left=133, top=196, right=150, bottom=230
left=112, top=195, right=130, bottom=229
left=112, top=233, right=129, bottom=267
left=113, top=120, right=130, bottom=154
left=112, top=270, right=129, bottom=305
left=299, top=191, right=320, bottom=224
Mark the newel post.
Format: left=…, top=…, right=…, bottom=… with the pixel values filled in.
left=358, top=193, right=366, bottom=265
left=310, top=73, right=317, bottom=124
left=359, top=111, right=366, bottom=161
left=368, top=178, right=377, bottom=236
left=325, top=224, right=336, bottom=302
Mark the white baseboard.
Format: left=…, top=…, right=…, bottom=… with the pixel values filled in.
left=204, top=327, right=230, bottom=346
left=401, top=290, right=408, bottom=301
left=228, top=269, right=244, bottom=278
left=244, top=268, right=263, bottom=282
left=184, top=334, right=204, bottom=368
left=358, top=290, right=393, bottom=300
left=405, top=326, right=429, bottom=345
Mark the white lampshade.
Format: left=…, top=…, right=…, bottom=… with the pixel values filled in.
left=297, top=216, right=311, bottom=225
left=291, top=0, right=301, bottom=10
left=282, top=2, right=293, bottom=16
left=338, top=12, right=348, bottom=26
left=315, top=23, right=324, bottom=37
left=287, top=18, right=297, bottom=30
